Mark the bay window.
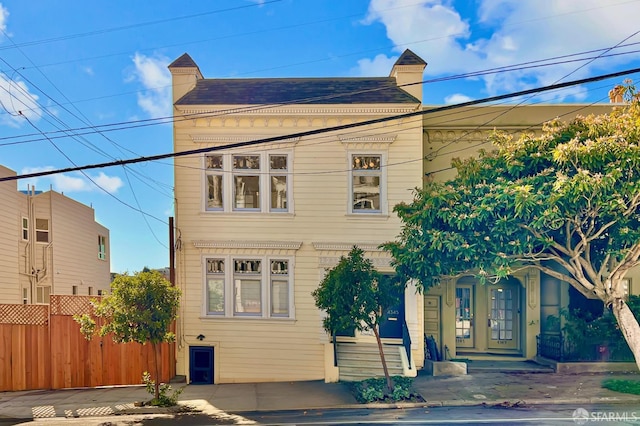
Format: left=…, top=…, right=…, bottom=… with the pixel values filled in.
left=204, top=255, right=293, bottom=318
left=204, top=152, right=291, bottom=213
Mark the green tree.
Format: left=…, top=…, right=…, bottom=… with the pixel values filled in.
left=384, top=85, right=640, bottom=370
left=75, top=270, right=181, bottom=401
left=312, top=247, right=404, bottom=392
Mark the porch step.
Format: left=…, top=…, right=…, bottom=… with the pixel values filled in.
left=336, top=343, right=405, bottom=382
left=464, top=360, right=555, bottom=373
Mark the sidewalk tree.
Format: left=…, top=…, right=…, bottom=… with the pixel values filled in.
left=312, top=246, right=404, bottom=392
left=74, top=270, right=181, bottom=402
left=383, top=83, right=640, bottom=371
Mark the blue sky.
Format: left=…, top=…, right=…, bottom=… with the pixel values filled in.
left=1, top=0, right=640, bottom=273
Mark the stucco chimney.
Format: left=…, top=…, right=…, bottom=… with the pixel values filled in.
left=168, top=53, right=203, bottom=104
left=389, top=49, right=427, bottom=103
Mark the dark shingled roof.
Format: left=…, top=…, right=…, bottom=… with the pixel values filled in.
left=394, top=49, right=427, bottom=66
left=175, top=77, right=419, bottom=105
left=169, top=53, right=198, bottom=68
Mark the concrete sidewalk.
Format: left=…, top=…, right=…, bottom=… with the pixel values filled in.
left=0, top=371, right=638, bottom=423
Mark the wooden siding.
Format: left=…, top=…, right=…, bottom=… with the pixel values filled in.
left=173, top=105, right=423, bottom=382
left=0, top=166, right=20, bottom=303
left=0, top=295, right=175, bottom=391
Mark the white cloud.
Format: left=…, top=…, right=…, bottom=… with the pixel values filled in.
left=19, top=167, right=123, bottom=194
left=93, top=172, right=124, bottom=193
left=0, top=73, right=42, bottom=127
left=361, top=0, right=640, bottom=101
left=353, top=53, right=399, bottom=76
left=127, top=52, right=171, bottom=118
left=444, top=93, right=474, bottom=104
left=0, top=3, right=8, bottom=34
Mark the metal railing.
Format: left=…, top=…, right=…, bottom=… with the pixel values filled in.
left=402, top=318, right=412, bottom=369
left=537, top=333, right=634, bottom=362
left=332, top=332, right=338, bottom=367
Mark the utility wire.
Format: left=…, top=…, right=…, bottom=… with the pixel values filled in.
left=2, top=65, right=638, bottom=183
left=2, top=46, right=640, bottom=147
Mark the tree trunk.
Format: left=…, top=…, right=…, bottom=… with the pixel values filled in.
left=610, top=298, right=640, bottom=372
left=152, top=342, right=161, bottom=401
left=372, top=326, right=394, bottom=393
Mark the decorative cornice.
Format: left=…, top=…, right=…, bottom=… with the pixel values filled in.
left=319, top=256, right=391, bottom=268
left=338, top=135, right=397, bottom=145
left=176, top=107, right=415, bottom=116
left=193, top=240, right=302, bottom=250
left=312, top=242, right=384, bottom=252
left=190, top=135, right=301, bottom=145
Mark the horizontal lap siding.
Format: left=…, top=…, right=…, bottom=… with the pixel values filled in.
left=0, top=167, right=19, bottom=303
left=174, top=108, right=422, bottom=383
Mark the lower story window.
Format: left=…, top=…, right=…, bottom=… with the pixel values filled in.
left=204, top=255, right=293, bottom=318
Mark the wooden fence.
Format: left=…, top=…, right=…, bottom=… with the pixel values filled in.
left=0, top=295, right=176, bottom=392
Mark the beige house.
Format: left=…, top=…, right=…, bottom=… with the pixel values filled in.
left=170, top=50, right=639, bottom=383
left=169, top=50, right=427, bottom=384
left=421, top=104, right=640, bottom=364
left=0, top=164, right=111, bottom=304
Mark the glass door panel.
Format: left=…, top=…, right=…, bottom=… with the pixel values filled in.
left=455, top=285, right=474, bottom=348
left=488, top=284, right=519, bottom=350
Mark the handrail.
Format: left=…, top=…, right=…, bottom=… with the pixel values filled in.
left=401, top=318, right=412, bottom=369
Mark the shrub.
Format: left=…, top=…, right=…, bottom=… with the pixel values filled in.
left=350, top=376, right=416, bottom=403
left=142, top=371, right=184, bottom=407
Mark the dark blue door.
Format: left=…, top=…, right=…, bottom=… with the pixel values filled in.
left=379, top=294, right=405, bottom=339
left=189, top=346, right=214, bottom=384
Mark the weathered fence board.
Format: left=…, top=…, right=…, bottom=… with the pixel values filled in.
left=0, top=295, right=176, bottom=392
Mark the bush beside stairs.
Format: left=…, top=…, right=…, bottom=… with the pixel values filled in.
left=337, top=342, right=406, bottom=382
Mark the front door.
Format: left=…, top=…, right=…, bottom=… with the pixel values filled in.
left=379, top=294, right=405, bottom=339
left=455, top=284, right=474, bottom=348
left=487, top=283, right=519, bottom=350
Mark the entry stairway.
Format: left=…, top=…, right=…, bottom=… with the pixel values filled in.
left=336, top=342, right=413, bottom=382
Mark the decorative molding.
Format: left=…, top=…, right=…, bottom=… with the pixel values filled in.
left=338, top=135, right=397, bottom=145
left=176, top=107, right=416, bottom=116
left=318, top=256, right=391, bottom=269
left=527, top=272, right=539, bottom=309
left=445, top=279, right=455, bottom=307
left=190, top=135, right=300, bottom=145
left=312, top=242, right=384, bottom=252
left=193, top=240, right=302, bottom=250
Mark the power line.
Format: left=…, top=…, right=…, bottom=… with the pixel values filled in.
left=0, top=1, right=283, bottom=52
left=2, top=66, right=638, bottom=183
left=2, top=46, right=640, bottom=148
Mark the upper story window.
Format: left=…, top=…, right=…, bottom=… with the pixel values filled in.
left=204, top=255, right=293, bottom=319
left=98, top=235, right=107, bottom=260
left=21, top=217, right=28, bottom=240
left=205, top=152, right=291, bottom=213
left=35, top=218, right=49, bottom=243
left=350, top=154, right=383, bottom=214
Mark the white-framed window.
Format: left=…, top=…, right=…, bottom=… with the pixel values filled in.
left=35, top=218, right=49, bottom=243
left=72, top=285, right=78, bottom=295
left=203, top=255, right=294, bottom=318
left=88, top=286, right=94, bottom=296
left=97, top=289, right=103, bottom=296
left=21, top=217, right=28, bottom=241
left=204, top=152, right=292, bottom=213
left=22, top=288, right=28, bottom=304
left=98, top=235, right=107, bottom=260
left=349, top=153, right=385, bottom=214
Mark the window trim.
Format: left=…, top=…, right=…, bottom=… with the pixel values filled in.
left=98, top=235, right=107, bottom=261
left=202, top=254, right=295, bottom=319
left=35, top=218, right=49, bottom=243
left=21, top=217, right=28, bottom=241
left=203, top=151, right=293, bottom=214
left=347, top=151, right=387, bottom=215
